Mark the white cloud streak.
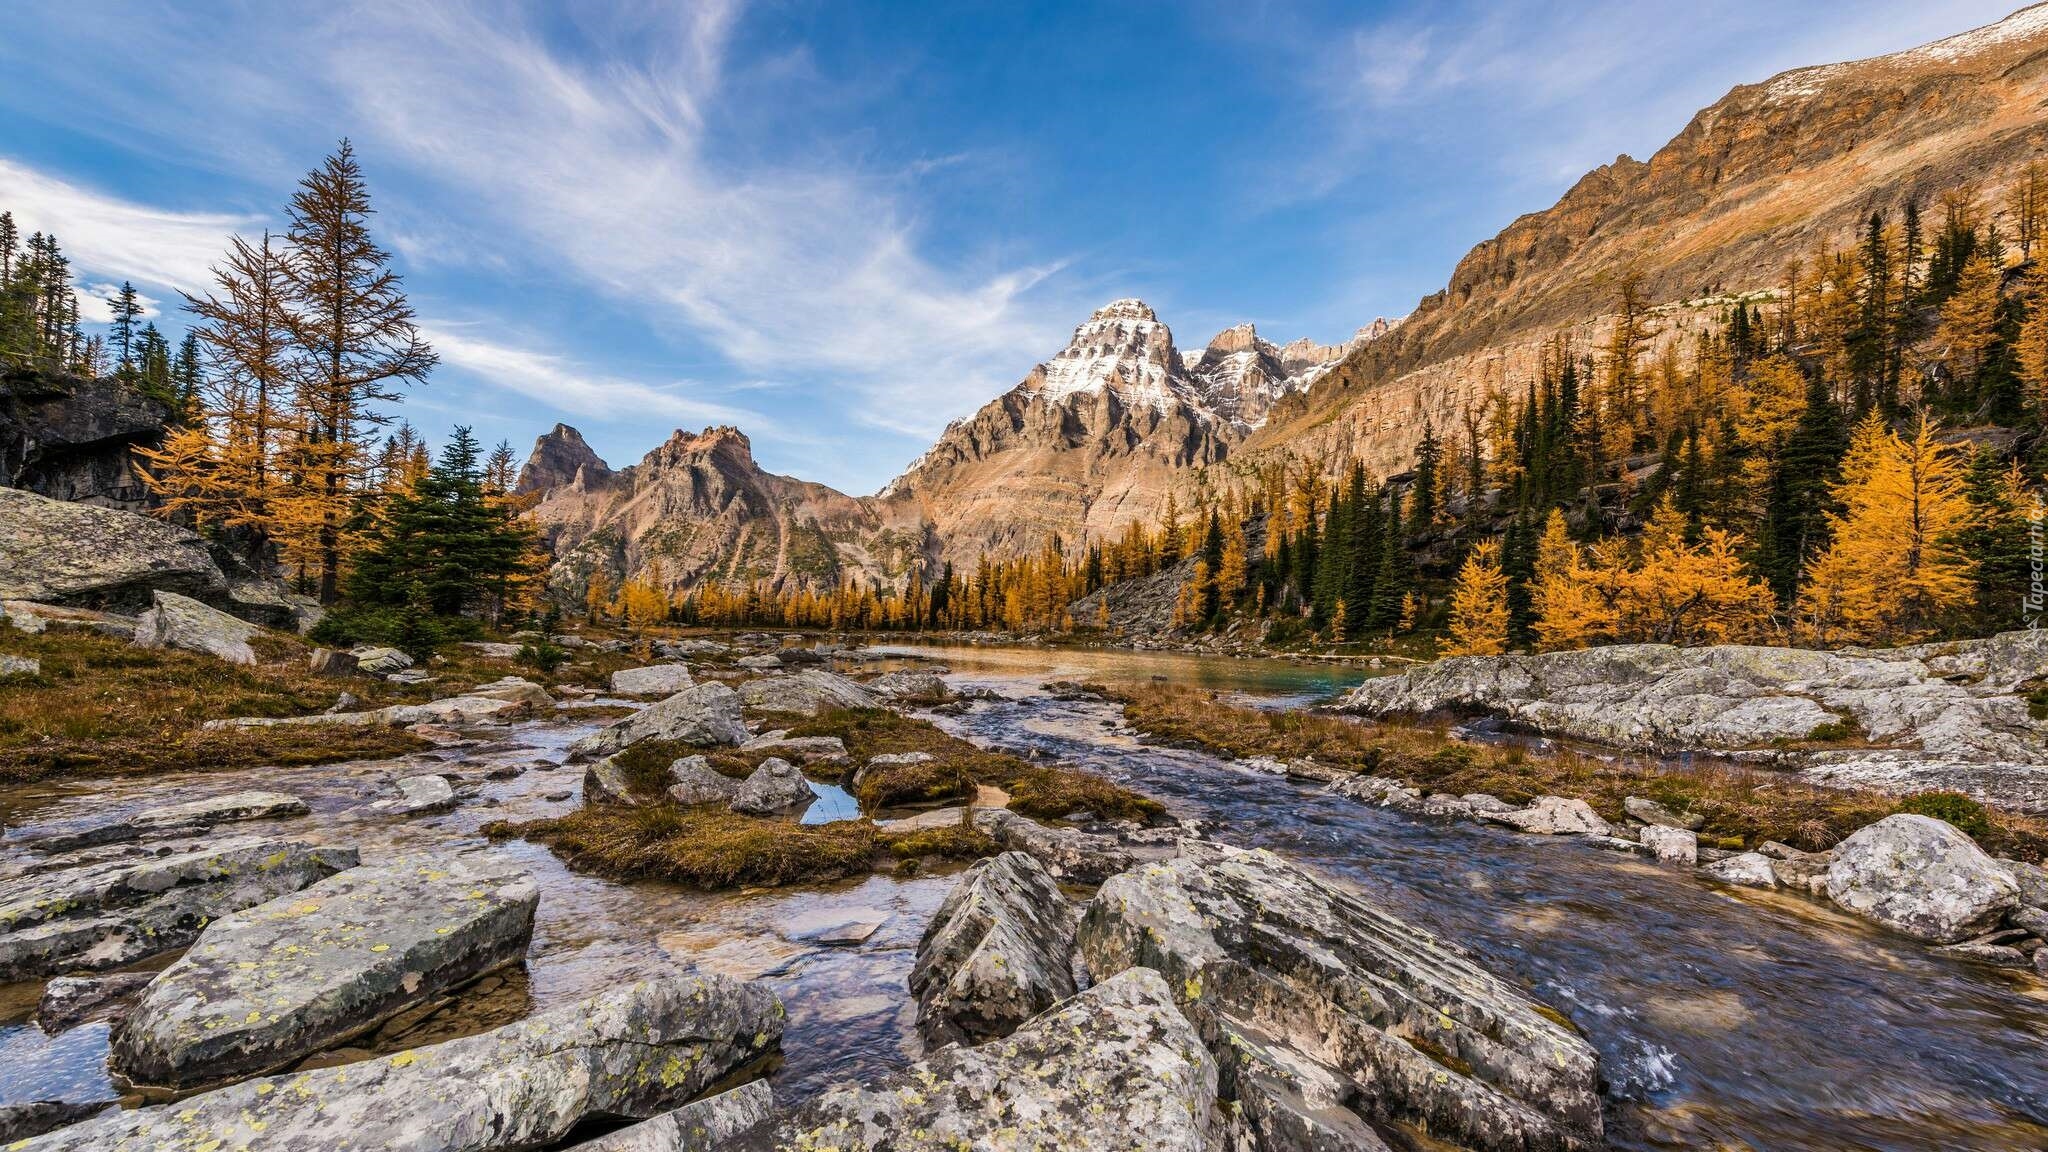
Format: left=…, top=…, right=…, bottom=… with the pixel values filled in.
left=427, top=325, right=775, bottom=434
left=0, top=157, right=258, bottom=299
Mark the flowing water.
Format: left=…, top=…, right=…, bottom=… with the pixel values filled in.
left=5, top=645, right=2048, bottom=1150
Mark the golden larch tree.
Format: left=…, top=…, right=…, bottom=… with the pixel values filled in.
left=1445, top=539, right=1510, bottom=656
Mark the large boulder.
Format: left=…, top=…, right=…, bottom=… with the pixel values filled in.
left=867, top=669, right=950, bottom=702
left=352, top=645, right=414, bottom=673
left=204, top=678, right=553, bottom=732
left=731, top=969, right=1214, bottom=1152
left=910, top=851, right=1077, bottom=1046
left=1079, top=842, right=1603, bottom=1152
left=29, top=974, right=783, bottom=1152
left=1824, top=815, right=2021, bottom=943
left=131, top=589, right=262, bottom=664
left=611, top=664, right=695, bottom=695
left=728, top=758, right=813, bottom=815
left=111, top=855, right=540, bottom=1090
left=668, top=755, right=743, bottom=806
left=738, top=669, right=877, bottom=716
left=365, top=773, right=459, bottom=816
left=569, top=682, right=747, bottom=760
left=0, top=486, right=227, bottom=609
left=1485, top=796, right=1615, bottom=837
left=0, top=837, right=356, bottom=981
left=973, top=809, right=1134, bottom=883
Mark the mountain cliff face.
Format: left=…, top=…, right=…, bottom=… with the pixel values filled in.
left=875, top=300, right=1383, bottom=564
left=523, top=424, right=929, bottom=599
left=1245, top=3, right=2048, bottom=477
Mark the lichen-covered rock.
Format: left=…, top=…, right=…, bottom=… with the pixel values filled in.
left=1339, top=636, right=2048, bottom=811
left=1624, top=795, right=1704, bottom=830
left=585, top=757, right=641, bottom=806
left=366, top=773, right=458, bottom=816
left=732, top=969, right=1213, bottom=1152
left=567, top=1082, right=774, bottom=1151
left=131, top=589, right=261, bottom=664
left=1078, top=841, right=1603, bottom=1152
left=0, top=837, right=356, bottom=981
left=1486, top=795, right=1614, bottom=837
left=611, top=664, right=695, bottom=695
left=36, top=971, right=154, bottom=1033
left=110, top=855, right=540, bottom=1090
left=1825, top=815, right=2020, bottom=943
left=30, top=974, right=783, bottom=1152
left=352, top=645, right=414, bottom=673
left=973, top=809, right=1135, bottom=883
left=569, top=682, right=747, bottom=760
left=740, top=734, right=848, bottom=764
left=1704, top=852, right=1780, bottom=888
left=911, top=851, right=1077, bottom=1046
left=867, top=669, right=950, bottom=702
left=0, top=652, right=37, bottom=676
left=3, top=599, right=138, bottom=637
left=738, top=669, right=877, bottom=716
left=204, top=680, right=550, bottom=733
left=668, top=755, right=742, bottom=805
left=0, top=486, right=228, bottom=608
left=0, top=1101, right=111, bottom=1146
left=1638, top=825, right=1699, bottom=865
left=728, top=757, right=814, bottom=814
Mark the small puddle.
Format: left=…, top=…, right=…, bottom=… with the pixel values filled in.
left=799, top=781, right=861, bottom=825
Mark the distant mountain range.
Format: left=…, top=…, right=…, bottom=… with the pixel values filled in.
left=520, top=4, right=2048, bottom=599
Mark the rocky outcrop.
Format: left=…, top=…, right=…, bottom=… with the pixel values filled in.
left=0, top=369, right=169, bottom=508
left=731, top=968, right=1215, bottom=1152
left=738, top=669, right=877, bottom=716
left=910, top=851, right=1078, bottom=1047
left=110, top=855, right=540, bottom=1090
left=131, top=589, right=262, bottom=664
left=204, top=678, right=554, bottom=732
left=972, top=809, right=1135, bottom=884
left=566, top=1082, right=775, bottom=1151
left=569, top=681, right=748, bottom=759
left=728, top=757, right=814, bottom=814
left=0, top=837, right=356, bottom=980
left=1079, top=842, right=1603, bottom=1152
left=1339, top=633, right=2048, bottom=811
left=611, top=663, right=694, bottom=695
left=1824, top=815, right=2022, bottom=943
left=366, top=773, right=459, bottom=815
left=30, top=974, right=783, bottom=1152
left=866, top=668, right=951, bottom=702
left=35, top=971, right=154, bottom=1033
left=514, top=422, right=613, bottom=495
left=740, top=734, right=848, bottom=764
left=0, top=486, right=227, bottom=609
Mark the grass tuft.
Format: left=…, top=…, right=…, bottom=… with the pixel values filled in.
left=485, top=805, right=880, bottom=889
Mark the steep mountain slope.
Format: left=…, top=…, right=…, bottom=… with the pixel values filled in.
left=523, top=425, right=929, bottom=599
left=1245, top=3, right=2048, bottom=478
left=877, top=300, right=1390, bottom=564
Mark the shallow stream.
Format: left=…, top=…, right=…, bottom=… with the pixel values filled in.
left=4, top=645, right=2046, bottom=1150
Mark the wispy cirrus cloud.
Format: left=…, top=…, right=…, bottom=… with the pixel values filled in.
left=0, top=157, right=258, bottom=298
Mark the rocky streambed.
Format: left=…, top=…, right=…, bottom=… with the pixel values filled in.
left=3, top=648, right=2047, bottom=1150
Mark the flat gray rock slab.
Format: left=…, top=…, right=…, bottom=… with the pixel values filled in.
left=365, top=774, right=459, bottom=816
left=611, top=664, right=695, bottom=695
left=28, top=789, right=308, bottom=852
left=132, top=589, right=260, bottom=665
left=0, top=837, right=356, bottom=981
left=732, top=969, right=1212, bottom=1152
left=110, top=854, right=540, bottom=1091
left=28, top=974, right=785, bottom=1152
left=911, top=851, right=1077, bottom=1046
left=1079, top=841, right=1604, bottom=1152
left=738, top=669, right=877, bottom=716
left=565, top=1081, right=774, bottom=1151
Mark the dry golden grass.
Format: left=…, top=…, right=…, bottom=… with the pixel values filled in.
left=1109, top=683, right=2048, bottom=861
left=0, top=629, right=430, bottom=782
left=486, top=805, right=882, bottom=889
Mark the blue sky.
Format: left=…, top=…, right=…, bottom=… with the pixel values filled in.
left=0, top=1, right=2020, bottom=493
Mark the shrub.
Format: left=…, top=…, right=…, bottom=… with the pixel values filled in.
left=1894, top=791, right=1994, bottom=843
